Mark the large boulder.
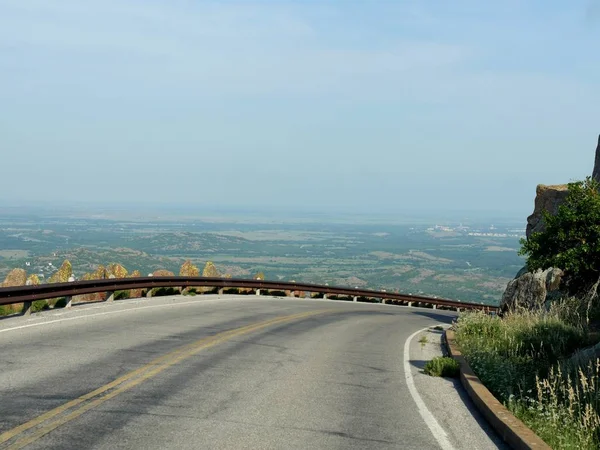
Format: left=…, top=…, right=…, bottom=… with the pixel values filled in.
left=500, top=267, right=564, bottom=313
left=526, top=184, right=569, bottom=239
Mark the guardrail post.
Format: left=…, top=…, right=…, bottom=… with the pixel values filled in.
left=255, top=276, right=262, bottom=296
left=456, top=307, right=461, bottom=313
left=218, top=288, right=224, bottom=295
left=353, top=296, right=358, bottom=302
left=65, top=275, right=75, bottom=308
left=432, top=304, right=437, bottom=310
left=381, top=299, right=386, bottom=304
left=23, top=301, right=32, bottom=316
left=106, top=291, right=115, bottom=302
left=408, top=302, right=413, bottom=307
left=286, top=290, right=294, bottom=298
left=145, top=274, right=153, bottom=298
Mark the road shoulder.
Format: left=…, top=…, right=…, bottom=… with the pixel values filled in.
left=408, top=326, right=507, bottom=450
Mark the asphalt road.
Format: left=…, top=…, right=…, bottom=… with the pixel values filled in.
left=0, top=295, right=464, bottom=449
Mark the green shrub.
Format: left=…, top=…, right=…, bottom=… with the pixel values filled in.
left=264, top=290, right=283, bottom=297
left=30, top=300, right=49, bottom=313
left=424, top=357, right=460, bottom=378
left=51, top=297, right=69, bottom=308
left=151, top=287, right=180, bottom=297
left=0, top=305, right=18, bottom=316
left=114, top=290, right=130, bottom=300
left=520, top=177, right=600, bottom=295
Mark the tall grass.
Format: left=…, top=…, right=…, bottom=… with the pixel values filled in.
left=455, top=310, right=600, bottom=449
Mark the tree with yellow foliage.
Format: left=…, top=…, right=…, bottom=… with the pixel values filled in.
left=202, top=262, right=220, bottom=277
left=180, top=260, right=199, bottom=277
left=107, top=263, right=128, bottom=278
left=1, top=268, right=27, bottom=287
left=48, top=260, right=72, bottom=283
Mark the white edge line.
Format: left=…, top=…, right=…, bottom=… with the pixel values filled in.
left=0, top=297, right=233, bottom=334
left=404, top=325, right=456, bottom=450
left=0, top=296, right=457, bottom=335
left=0, top=295, right=387, bottom=335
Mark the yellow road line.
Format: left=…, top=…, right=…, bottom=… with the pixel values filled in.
left=1, top=309, right=329, bottom=449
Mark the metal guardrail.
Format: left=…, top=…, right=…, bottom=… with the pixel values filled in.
left=0, top=276, right=498, bottom=314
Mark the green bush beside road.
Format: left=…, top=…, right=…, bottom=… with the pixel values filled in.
left=424, top=357, right=459, bottom=378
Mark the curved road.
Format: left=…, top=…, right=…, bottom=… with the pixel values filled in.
left=0, top=295, right=460, bottom=449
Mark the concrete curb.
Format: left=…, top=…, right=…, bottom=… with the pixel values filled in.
left=444, top=330, right=550, bottom=450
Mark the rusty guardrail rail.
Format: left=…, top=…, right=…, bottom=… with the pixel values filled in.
left=0, top=276, right=497, bottom=315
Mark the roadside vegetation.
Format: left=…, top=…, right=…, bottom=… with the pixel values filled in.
left=455, top=178, right=600, bottom=449
left=423, top=356, right=459, bottom=378
left=456, top=309, right=599, bottom=449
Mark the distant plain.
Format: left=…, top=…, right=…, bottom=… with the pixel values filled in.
left=0, top=208, right=525, bottom=305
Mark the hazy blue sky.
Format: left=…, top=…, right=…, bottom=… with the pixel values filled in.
left=1, top=0, right=599, bottom=218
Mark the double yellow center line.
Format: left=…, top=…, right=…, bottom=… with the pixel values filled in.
left=0, top=309, right=330, bottom=449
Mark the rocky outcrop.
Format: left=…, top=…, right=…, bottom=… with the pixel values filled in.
left=592, top=134, right=600, bottom=183
left=500, top=267, right=564, bottom=313
left=1, top=268, right=27, bottom=287
left=526, top=184, right=569, bottom=238
left=526, top=135, right=600, bottom=239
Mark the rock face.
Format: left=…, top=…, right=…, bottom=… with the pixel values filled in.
left=500, top=267, right=564, bottom=313
left=526, top=184, right=569, bottom=238
left=526, top=135, right=600, bottom=238
left=1, top=268, right=27, bottom=287
left=592, top=134, right=600, bottom=183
